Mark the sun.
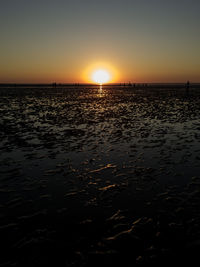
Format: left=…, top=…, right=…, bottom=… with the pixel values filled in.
left=83, top=62, right=119, bottom=83
left=92, top=69, right=111, bottom=84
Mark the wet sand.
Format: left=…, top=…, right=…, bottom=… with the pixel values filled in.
left=1, top=85, right=200, bottom=266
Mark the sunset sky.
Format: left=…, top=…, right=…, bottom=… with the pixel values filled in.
left=0, top=0, right=200, bottom=83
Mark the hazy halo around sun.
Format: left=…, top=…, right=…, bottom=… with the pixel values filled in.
left=82, top=61, right=119, bottom=84
left=92, top=69, right=111, bottom=84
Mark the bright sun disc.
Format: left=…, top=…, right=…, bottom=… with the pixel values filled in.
left=92, top=69, right=110, bottom=84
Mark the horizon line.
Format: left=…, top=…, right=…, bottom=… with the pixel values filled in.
left=0, top=81, right=199, bottom=86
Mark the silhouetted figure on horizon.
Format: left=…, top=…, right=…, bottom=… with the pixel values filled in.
left=186, top=80, right=190, bottom=96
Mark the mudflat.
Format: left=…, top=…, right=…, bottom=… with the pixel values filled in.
left=1, top=85, right=200, bottom=266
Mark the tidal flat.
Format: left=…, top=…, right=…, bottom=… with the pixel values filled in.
left=1, top=85, right=200, bottom=266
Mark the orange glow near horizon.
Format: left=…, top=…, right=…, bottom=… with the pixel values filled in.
left=1, top=60, right=199, bottom=84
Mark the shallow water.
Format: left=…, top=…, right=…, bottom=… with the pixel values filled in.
left=1, top=86, right=200, bottom=266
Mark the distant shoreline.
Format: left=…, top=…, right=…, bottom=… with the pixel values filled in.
left=0, top=82, right=200, bottom=89
left=0, top=82, right=200, bottom=87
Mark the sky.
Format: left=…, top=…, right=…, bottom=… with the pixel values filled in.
left=0, top=0, right=200, bottom=83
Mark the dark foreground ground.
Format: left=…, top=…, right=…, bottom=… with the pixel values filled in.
left=1, top=85, right=200, bottom=266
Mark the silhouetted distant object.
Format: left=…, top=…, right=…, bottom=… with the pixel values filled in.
left=186, top=80, right=190, bottom=96
left=52, top=82, right=57, bottom=88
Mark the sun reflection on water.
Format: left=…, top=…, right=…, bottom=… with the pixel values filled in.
left=97, top=84, right=103, bottom=98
